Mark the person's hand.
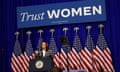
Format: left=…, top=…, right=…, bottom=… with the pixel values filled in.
left=46, top=50, right=52, bottom=56
left=35, top=50, right=39, bottom=55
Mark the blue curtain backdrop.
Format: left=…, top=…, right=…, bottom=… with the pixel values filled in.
left=1, top=0, right=120, bottom=72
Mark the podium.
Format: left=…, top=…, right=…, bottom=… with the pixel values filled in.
left=29, top=56, right=54, bottom=72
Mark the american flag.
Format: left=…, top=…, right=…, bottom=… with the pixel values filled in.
left=80, top=30, right=98, bottom=72
left=49, top=36, right=60, bottom=68
left=11, top=34, right=27, bottom=72
left=23, top=32, right=34, bottom=72
left=59, top=36, right=68, bottom=70
left=59, top=46, right=68, bottom=70
left=72, top=32, right=88, bottom=70
left=93, top=31, right=115, bottom=72
left=59, top=36, right=73, bottom=70
left=59, top=48, right=67, bottom=70
left=61, top=44, right=74, bottom=70
left=71, top=33, right=82, bottom=69
left=67, top=45, right=76, bottom=70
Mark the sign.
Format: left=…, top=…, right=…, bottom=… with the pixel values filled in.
left=17, top=0, right=106, bottom=28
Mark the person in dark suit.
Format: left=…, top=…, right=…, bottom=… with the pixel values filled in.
left=29, top=41, right=54, bottom=72
left=39, top=42, right=52, bottom=57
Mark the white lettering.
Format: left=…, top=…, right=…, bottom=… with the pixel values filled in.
left=93, top=5, right=102, bottom=15
left=47, top=9, right=60, bottom=19
left=71, top=8, right=82, bottom=17
left=41, top=12, right=45, bottom=20
left=84, top=6, right=92, bottom=16
left=26, top=14, right=34, bottom=21
left=20, top=5, right=103, bottom=22
left=61, top=8, right=70, bottom=18
left=20, top=12, right=45, bottom=22
left=20, top=12, right=28, bottom=22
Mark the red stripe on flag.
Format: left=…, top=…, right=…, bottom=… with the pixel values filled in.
left=11, top=54, right=21, bottom=72
left=54, top=54, right=60, bottom=67
left=20, top=54, right=29, bottom=69
left=103, top=49, right=115, bottom=72
left=18, top=55, right=27, bottom=72
left=93, top=48, right=107, bottom=71
left=78, top=52, right=88, bottom=71
left=80, top=49, right=93, bottom=71
left=67, top=52, right=76, bottom=69
left=59, top=49, right=67, bottom=70
left=70, top=50, right=80, bottom=69
left=11, top=63, right=17, bottom=72
left=12, top=53, right=25, bottom=72
left=71, top=48, right=82, bottom=68
left=95, top=46, right=110, bottom=71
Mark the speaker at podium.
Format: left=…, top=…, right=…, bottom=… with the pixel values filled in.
left=29, top=55, right=54, bottom=72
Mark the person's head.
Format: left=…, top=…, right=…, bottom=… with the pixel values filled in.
left=41, top=41, right=48, bottom=51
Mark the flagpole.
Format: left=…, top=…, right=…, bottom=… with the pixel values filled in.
left=26, top=31, right=33, bottom=59
left=86, top=25, right=92, bottom=34
left=74, top=27, right=83, bottom=70
left=38, top=29, right=43, bottom=52
left=15, top=32, right=19, bottom=40
left=86, top=25, right=94, bottom=72
left=50, top=29, right=55, bottom=38
left=21, top=29, right=24, bottom=52
left=63, top=27, right=68, bottom=37
left=38, top=29, right=43, bottom=38
left=98, top=24, right=104, bottom=34
left=50, top=29, right=55, bottom=57
left=74, top=27, right=79, bottom=35
left=26, top=31, right=32, bottom=39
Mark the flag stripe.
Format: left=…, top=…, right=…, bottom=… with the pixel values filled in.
left=80, top=51, right=92, bottom=71
left=19, top=56, right=27, bottom=69
left=68, top=52, right=78, bottom=69
left=95, top=46, right=111, bottom=71
left=11, top=60, right=20, bottom=72
left=59, top=52, right=67, bottom=69
left=24, top=52, right=30, bottom=62
left=67, top=58, right=74, bottom=69
left=70, top=51, right=80, bottom=69
left=54, top=57, right=58, bottom=67
left=11, top=63, right=17, bottom=72
left=67, top=53, right=75, bottom=69
left=94, top=47, right=109, bottom=71
left=79, top=52, right=88, bottom=71
left=71, top=48, right=81, bottom=68
left=20, top=54, right=29, bottom=68
left=53, top=57, right=59, bottom=67
left=60, top=49, right=67, bottom=65
left=93, top=48, right=106, bottom=71
left=104, top=48, right=112, bottom=62
left=18, top=56, right=27, bottom=72
left=12, top=56, right=21, bottom=72
left=12, top=53, right=25, bottom=72
left=57, top=53, right=66, bottom=69
left=94, top=54, right=106, bottom=71
left=81, top=49, right=92, bottom=68
left=103, top=50, right=114, bottom=71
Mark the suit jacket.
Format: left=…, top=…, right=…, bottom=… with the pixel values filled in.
left=39, top=50, right=52, bottom=57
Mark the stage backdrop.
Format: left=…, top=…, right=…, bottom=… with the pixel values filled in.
left=1, top=0, right=120, bottom=72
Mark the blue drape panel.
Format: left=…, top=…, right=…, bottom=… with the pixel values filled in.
left=1, top=0, right=120, bottom=72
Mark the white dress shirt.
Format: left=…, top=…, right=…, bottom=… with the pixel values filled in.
left=42, top=50, right=46, bottom=57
